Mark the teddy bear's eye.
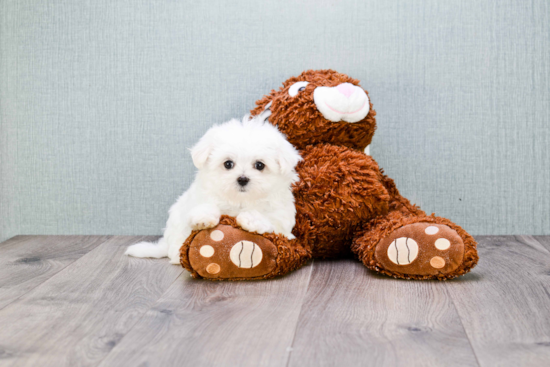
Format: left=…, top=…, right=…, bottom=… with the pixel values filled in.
left=288, top=81, right=309, bottom=97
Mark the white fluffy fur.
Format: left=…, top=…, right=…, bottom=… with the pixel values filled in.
left=125, top=114, right=302, bottom=264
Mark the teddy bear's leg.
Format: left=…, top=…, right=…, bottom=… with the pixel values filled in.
left=351, top=177, right=479, bottom=280
left=179, top=216, right=311, bottom=280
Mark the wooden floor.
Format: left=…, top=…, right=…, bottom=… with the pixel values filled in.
left=0, top=235, right=549, bottom=367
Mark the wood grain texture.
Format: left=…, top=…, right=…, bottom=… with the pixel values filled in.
left=446, top=236, right=550, bottom=367
left=287, top=259, right=478, bottom=367
left=1, top=235, right=550, bottom=366
left=0, top=235, right=110, bottom=310
left=535, top=236, right=550, bottom=252
left=98, top=262, right=314, bottom=367
left=0, top=236, right=182, bottom=367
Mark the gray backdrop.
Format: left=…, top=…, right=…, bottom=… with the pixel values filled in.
left=1, top=0, right=549, bottom=242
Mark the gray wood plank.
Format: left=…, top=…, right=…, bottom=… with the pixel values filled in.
left=447, top=236, right=550, bottom=367
left=534, top=236, right=550, bottom=252
left=287, top=259, right=479, bottom=367
left=98, top=262, right=315, bottom=367
left=0, top=235, right=111, bottom=310
left=0, top=235, right=182, bottom=367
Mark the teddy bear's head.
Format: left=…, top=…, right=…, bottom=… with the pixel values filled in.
left=251, top=69, right=376, bottom=151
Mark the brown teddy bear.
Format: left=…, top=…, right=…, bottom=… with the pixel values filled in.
left=180, top=69, right=479, bottom=280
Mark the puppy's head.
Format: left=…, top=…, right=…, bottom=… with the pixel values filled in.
left=191, top=115, right=301, bottom=202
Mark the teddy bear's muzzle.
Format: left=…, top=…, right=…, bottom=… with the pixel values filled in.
left=313, top=82, right=370, bottom=123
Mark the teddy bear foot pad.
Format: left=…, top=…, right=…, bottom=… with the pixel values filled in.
left=375, top=223, right=465, bottom=277
left=188, top=225, right=278, bottom=279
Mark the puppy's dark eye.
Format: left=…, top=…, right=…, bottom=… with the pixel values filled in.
left=224, top=160, right=234, bottom=169
left=254, top=161, right=265, bottom=171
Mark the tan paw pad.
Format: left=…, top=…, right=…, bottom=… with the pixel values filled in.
left=206, top=263, right=221, bottom=274
left=387, top=237, right=419, bottom=265
left=425, top=226, right=439, bottom=235
left=230, top=241, right=263, bottom=268
left=199, top=245, right=215, bottom=257
left=210, top=230, right=224, bottom=241
left=430, top=256, right=445, bottom=269
left=434, top=238, right=451, bottom=250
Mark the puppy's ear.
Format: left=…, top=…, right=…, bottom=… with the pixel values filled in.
left=190, top=130, right=215, bottom=169
left=277, top=141, right=302, bottom=175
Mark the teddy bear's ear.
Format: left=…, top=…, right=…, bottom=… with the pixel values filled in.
left=190, top=129, right=215, bottom=169
left=277, top=140, right=302, bottom=175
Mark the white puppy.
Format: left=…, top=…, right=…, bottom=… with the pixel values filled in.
left=125, top=114, right=302, bottom=264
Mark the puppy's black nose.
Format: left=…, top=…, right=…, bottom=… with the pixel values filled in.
left=237, top=176, right=249, bottom=187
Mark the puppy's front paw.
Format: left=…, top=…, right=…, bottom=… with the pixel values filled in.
left=237, top=211, right=275, bottom=234
left=189, top=210, right=220, bottom=230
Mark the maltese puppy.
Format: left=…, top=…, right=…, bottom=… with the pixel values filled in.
left=125, top=113, right=302, bottom=264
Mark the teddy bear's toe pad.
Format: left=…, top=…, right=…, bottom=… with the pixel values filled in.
left=375, top=223, right=464, bottom=276
left=188, top=225, right=278, bottom=279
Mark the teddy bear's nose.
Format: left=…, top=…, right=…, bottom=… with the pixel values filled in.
left=313, top=83, right=370, bottom=123
left=335, top=83, right=355, bottom=98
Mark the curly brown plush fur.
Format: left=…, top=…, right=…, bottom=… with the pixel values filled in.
left=180, top=69, right=478, bottom=280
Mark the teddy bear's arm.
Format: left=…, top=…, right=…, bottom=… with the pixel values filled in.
left=290, top=144, right=391, bottom=257
left=294, top=144, right=391, bottom=221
